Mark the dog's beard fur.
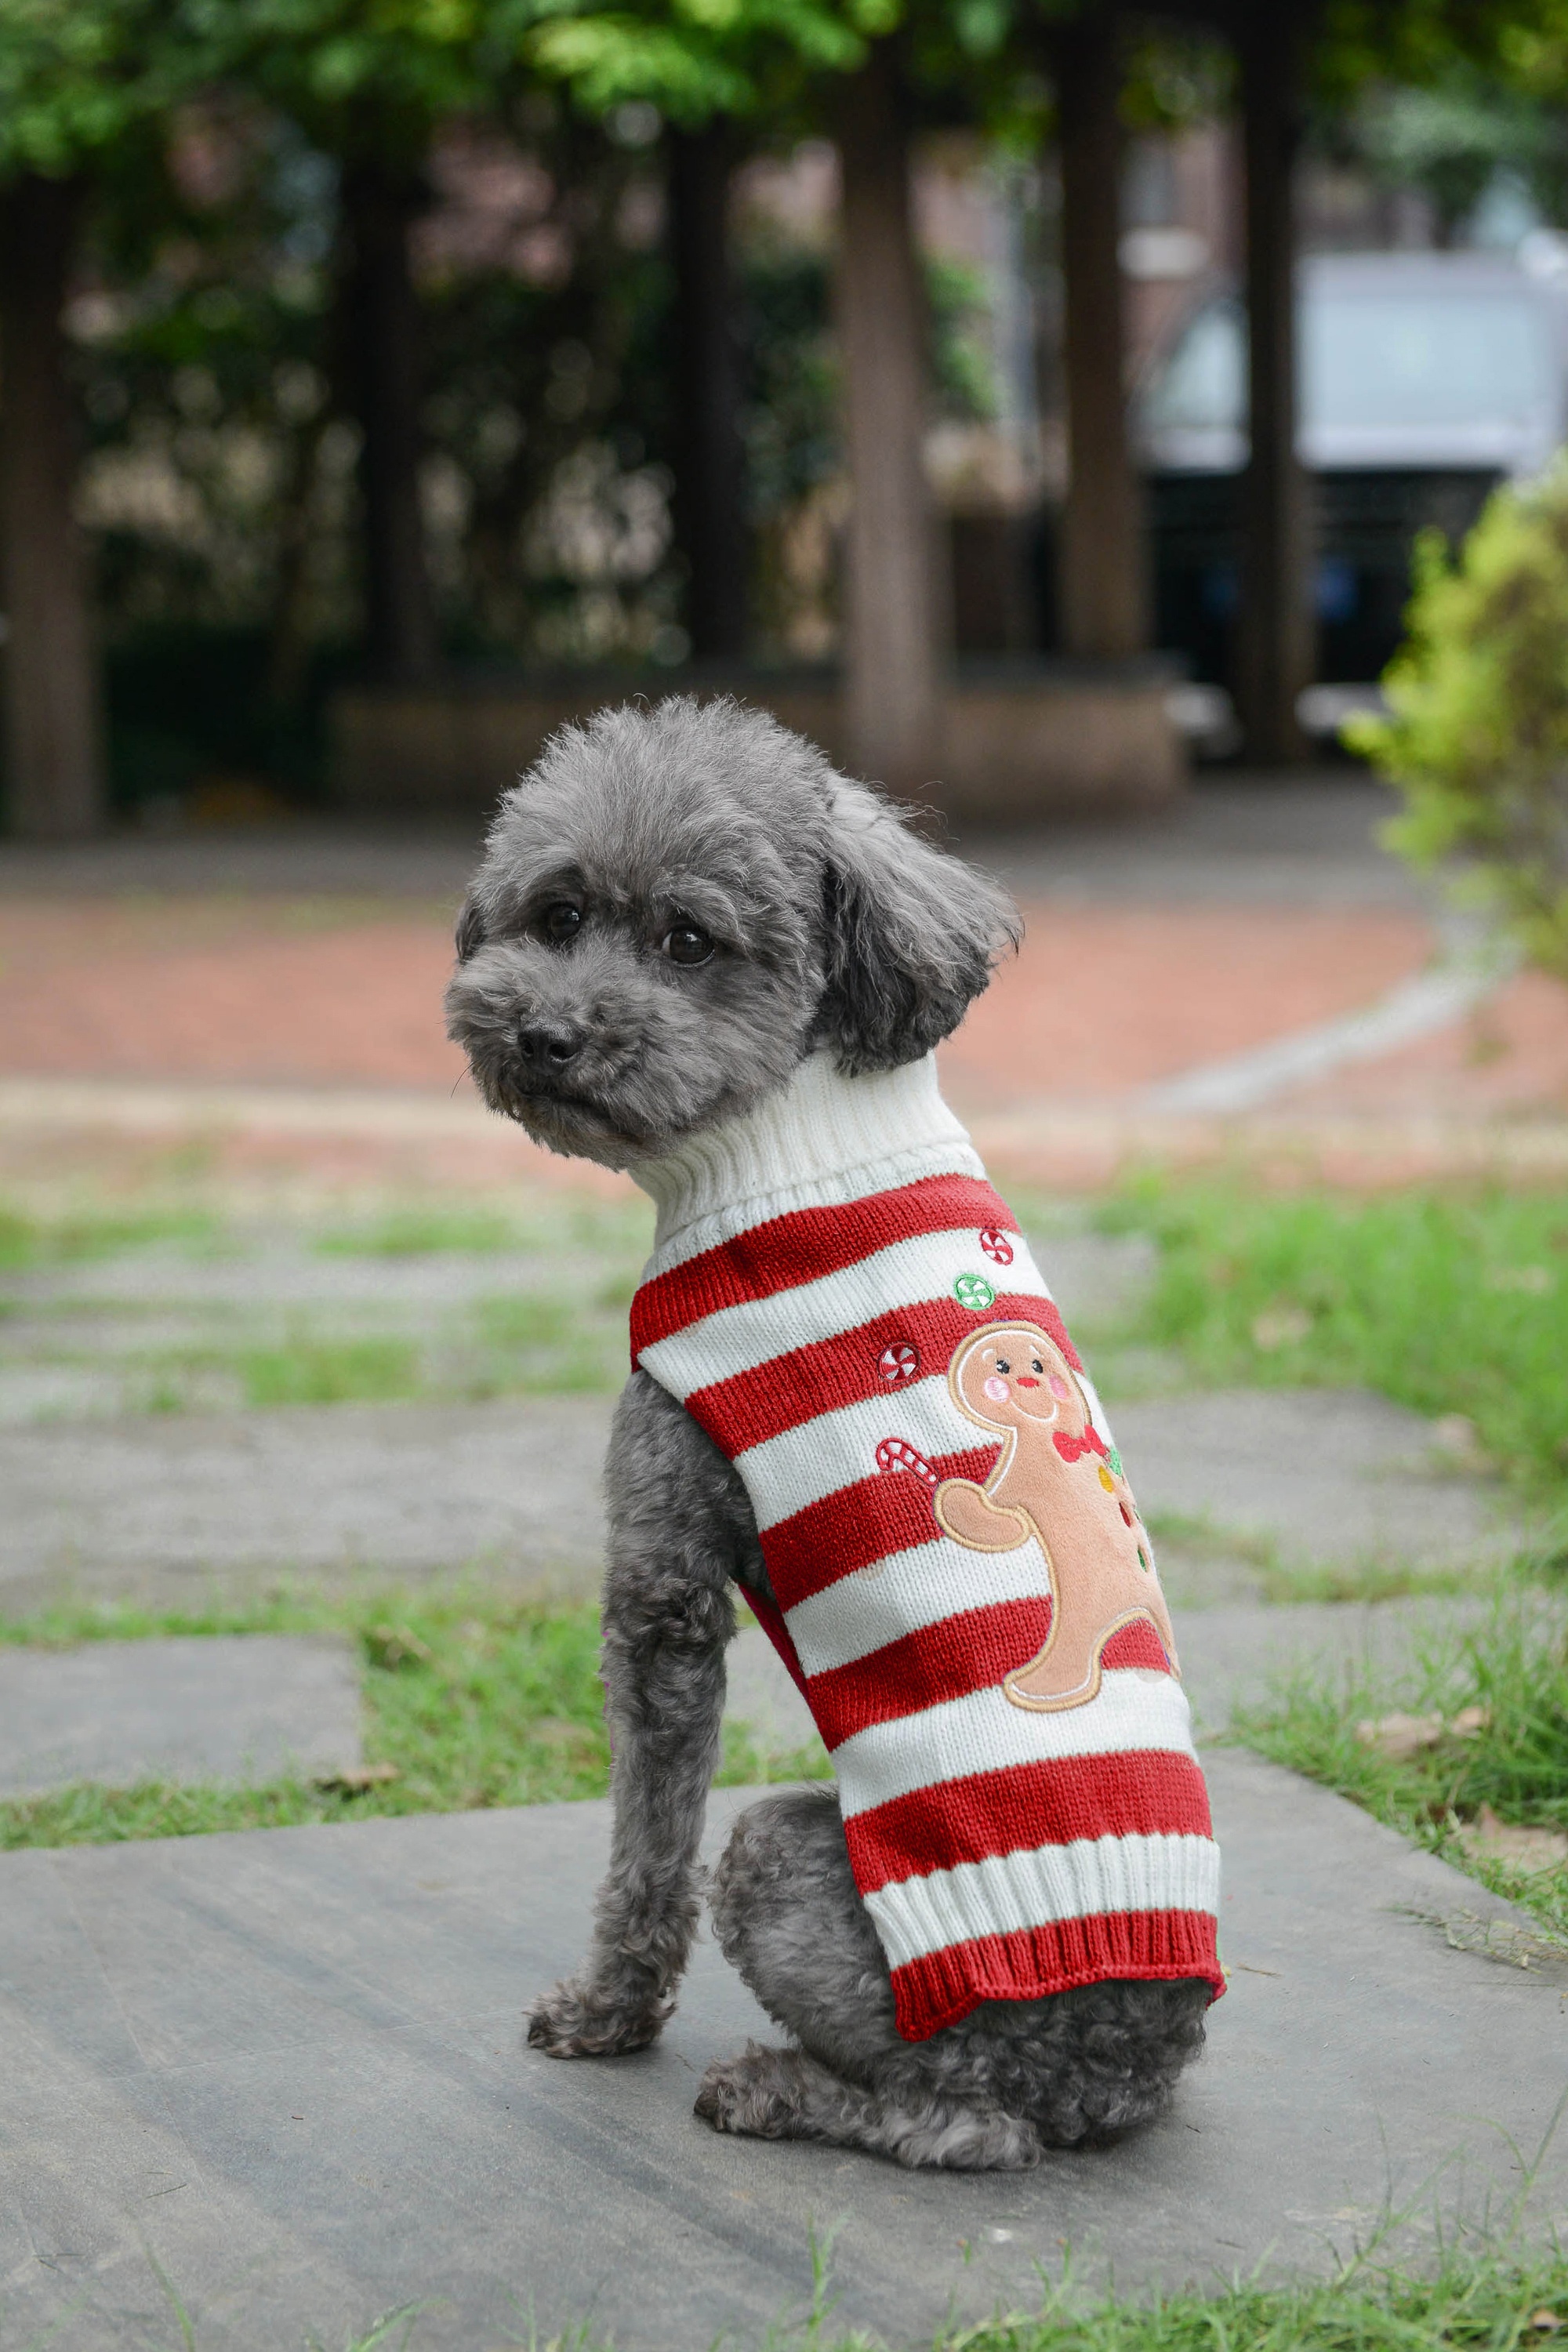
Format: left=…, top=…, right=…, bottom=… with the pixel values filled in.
left=446, top=927, right=813, bottom=1167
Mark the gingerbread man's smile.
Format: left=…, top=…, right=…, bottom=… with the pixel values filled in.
left=979, top=1342, right=1073, bottom=1422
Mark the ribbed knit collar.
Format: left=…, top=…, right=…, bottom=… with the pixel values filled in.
left=630, top=1051, right=975, bottom=1248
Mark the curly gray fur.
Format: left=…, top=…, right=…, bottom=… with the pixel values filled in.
left=448, top=697, right=1210, bottom=2169
left=445, top=695, right=1018, bottom=1167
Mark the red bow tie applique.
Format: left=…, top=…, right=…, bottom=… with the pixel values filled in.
left=1053, top=1425, right=1108, bottom=1465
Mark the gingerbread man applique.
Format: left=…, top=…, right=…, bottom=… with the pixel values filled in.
left=934, top=1322, right=1178, bottom=1713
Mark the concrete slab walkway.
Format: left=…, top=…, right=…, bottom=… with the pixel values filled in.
left=0, top=1386, right=1522, bottom=1618
left=0, top=1636, right=361, bottom=1798
left=4, top=1755, right=1566, bottom=2352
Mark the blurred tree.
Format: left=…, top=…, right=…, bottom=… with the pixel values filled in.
left=186, top=0, right=524, bottom=685
left=0, top=0, right=199, bottom=835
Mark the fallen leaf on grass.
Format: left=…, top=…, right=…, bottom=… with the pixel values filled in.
left=1456, top=1805, right=1568, bottom=1874
left=367, top=1624, right=434, bottom=1669
left=314, top=1763, right=401, bottom=1793
left=1529, top=2313, right=1563, bottom=2335
left=1431, top=1413, right=1497, bottom=1472
left=1250, top=1305, right=1312, bottom=1352
left=1355, top=1706, right=1490, bottom=1761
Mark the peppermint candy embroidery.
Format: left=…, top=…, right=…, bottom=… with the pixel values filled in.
left=877, top=1341, right=920, bottom=1384
left=978, top=1228, right=1014, bottom=1266
left=953, top=1271, right=995, bottom=1312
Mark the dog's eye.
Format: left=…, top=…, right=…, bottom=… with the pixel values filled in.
left=538, top=903, right=582, bottom=946
left=662, top=923, right=714, bottom=967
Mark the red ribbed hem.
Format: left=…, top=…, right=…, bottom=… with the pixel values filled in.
left=888, top=1909, right=1225, bottom=2041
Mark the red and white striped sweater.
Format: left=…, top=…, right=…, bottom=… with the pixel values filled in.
left=630, top=1051, right=1223, bottom=2042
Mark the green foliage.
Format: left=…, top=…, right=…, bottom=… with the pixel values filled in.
left=1345, top=468, right=1568, bottom=983
left=1098, top=1178, right=1568, bottom=1499
left=1349, top=465, right=1568, bottom=983
left=1238, top=1592, right=1568, bottom=1943
left=1352, top=67, right=1568, bottom=234
left=0, top=0, right=194, bottom=178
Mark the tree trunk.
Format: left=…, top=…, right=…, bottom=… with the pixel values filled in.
left=1236, top=15, right=1311, bottom=764
left=339, top=159, right=437, bottom=684
left=834, top=42, right=942, bottom=793
left=1054, top=10, right=1146, bottom=659
left=0, top=173, right=104, bottom=838
left=669, top=126, right=748, bottom=663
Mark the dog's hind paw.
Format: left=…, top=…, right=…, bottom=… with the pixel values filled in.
left=694, top=2043, right=804, bottom=2138
left=526, top=1975, right=672, bottom=2058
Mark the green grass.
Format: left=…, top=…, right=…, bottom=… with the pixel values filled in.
left=314, top=1205, right=528, bottom=1256
left=31, top=2237, right=1568, bottom=2352
left=0, top=1200, right=220, bottom=1269
left=1083, top=1178, right=1568, bottom=1501
left=234, top=1337, right=423, bottom=1407
left=1235, top=1590, right=1568, bottom=1941
left=947, top=2246, right=1568, bottom=2352
left=313, top=1196, right=655, bottom=1261
left=0, top=1586, right=827, bottom=1852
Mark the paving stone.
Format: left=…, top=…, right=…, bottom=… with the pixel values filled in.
left=0, top=1380, right=1519, bottom=1622
left=0, top=1397, right=615, bottom=1613
left=1111, top=1386, right=1524, bottom=1575
left=0, top=1635, right=362, bottom=1796
left=2, top=1754, right=1566, bottom=2352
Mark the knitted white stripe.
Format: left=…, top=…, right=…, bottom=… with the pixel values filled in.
left=644, top=1142, right=985, bottom=1276
left=736, top=1380, right=965, bottom=1530
left=637, top=1228, right=1060, bottom=1399
left=735, top=1362, right=1118, bottom=1534
left=865, top=1831, right=1223, bottom=1970
left=633, top=1052, right=981, bottom=1260
left=833, top=1673, right=1200, bottom=1817
left=783, top=1532, right=1056, bottom=1679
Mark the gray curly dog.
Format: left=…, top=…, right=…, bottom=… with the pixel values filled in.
left=445, top=697, right=1209, bottom=2171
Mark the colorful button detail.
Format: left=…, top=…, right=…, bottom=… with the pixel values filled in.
left=953, top=1272, right=996, bottom=1312
left=978, top=1228, right=1014, bottom=1266
left=877, top=1341, right=920, bottom=1384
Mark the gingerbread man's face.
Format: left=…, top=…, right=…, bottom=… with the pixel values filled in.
left=950, top=1325, right=1091, bottom=1437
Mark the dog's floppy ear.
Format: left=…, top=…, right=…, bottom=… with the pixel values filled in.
left=813, top=779, right=1020, bottom=1073
left=453, top=891, right=485, bottom=964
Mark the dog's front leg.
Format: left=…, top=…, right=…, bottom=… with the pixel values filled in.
left=528, top=1370, right=752, bottom=2058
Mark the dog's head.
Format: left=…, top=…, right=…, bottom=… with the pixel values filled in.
left=444, top=697, right=1019, bottom=1167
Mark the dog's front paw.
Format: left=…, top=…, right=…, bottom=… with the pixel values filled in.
left=526, top=1976, right=672, bottom=2058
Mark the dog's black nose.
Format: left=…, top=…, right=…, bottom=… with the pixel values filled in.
left=517, top=1019, right=583, bottom=1069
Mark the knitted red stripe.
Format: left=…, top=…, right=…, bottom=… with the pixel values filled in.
left=807, top=1596, right=1053, bottom=1747
left=685, top=1290, right=1081, bottom=1457
left=756, top=1443, right=1000, bottom=1607
left=631, top=1173, right=1018, bottom=1354
left=844, top=1749, right=1214, bottom=1896
left=808, top=1607, right=1174, bottom=1751
left=889, top=1910, right=1226, bottom=2041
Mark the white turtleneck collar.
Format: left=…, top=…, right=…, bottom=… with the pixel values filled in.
left=630, top=1051, right=982, bottom=1257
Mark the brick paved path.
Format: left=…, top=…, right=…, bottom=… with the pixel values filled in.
left=3, top=787, right=1565, bottom=1190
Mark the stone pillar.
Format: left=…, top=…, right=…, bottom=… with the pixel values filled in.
left=0, top=172, right=105, bottom=837
left=669, top=125, right=749, bottom=662
left=339, top=158, right=438, bottom=684
left=1236, top=13, right=1312, bottom=763
left=1054, top=8, right=1147, bottom=659
left=834, top=41, right=942, bottom=793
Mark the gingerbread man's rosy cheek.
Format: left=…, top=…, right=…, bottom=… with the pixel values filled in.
left=982, top=1376, right=1010, bottom=1403
left=1048, top=1374, right=1070, bottom=1400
